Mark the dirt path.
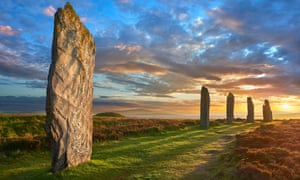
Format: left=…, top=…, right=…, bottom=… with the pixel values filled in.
left=185, top=134, right=236, bottom=179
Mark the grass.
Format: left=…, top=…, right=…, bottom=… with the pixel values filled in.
left=0, top=115, right=198, bottom=151
left=0, top=114, right=47, bottom=151
left=0, top=114, right=45, bottom=137
left=0, top=117, right=264, bottom=179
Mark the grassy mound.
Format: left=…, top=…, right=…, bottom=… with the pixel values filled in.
left=94, top=112, right=125, bottom=117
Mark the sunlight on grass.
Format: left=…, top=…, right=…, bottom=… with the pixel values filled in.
left=0, top=120, right=274, bottom=179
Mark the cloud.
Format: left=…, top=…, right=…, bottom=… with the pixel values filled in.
left=0, top=0, right=299, bottom=114
left=80, top=17, right=88, bottom=22
left=178, top=13, right=188, bottom=21
left=104, top=72, right=200, bottom=97
left=43, top=5, right=56, bottom=16
left=208, top=7, right=243, bottom=32
left=0, top=59, right=47, bottom=80
left=206, top=71, right=300, bottom=97
left=93, top=82, right=121, bottom=91
left=198, top=0, right=300, bottom=99
left=93, top=0, right=300, bottom=101
left=192, top=17, right=204, bottom=27
left=99, top=62, right=167, bottom=75
left=23, top=80, right=47, bottom=89
left=210, top=0, right=300, bottom=54
left=91, top=1, right=297, bottom=99
left=0, top=25, right=21, bottom=36
left=114, top=44, right=142, bottom=54
left=118, top=0, right=131, bottom=3
left=115, top=0, right=137, bottom=8
left=135, top=8, right=188, bottom=45
left=0, top=35, right=49, bottom=80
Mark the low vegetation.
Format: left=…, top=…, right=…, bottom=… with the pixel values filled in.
left=0, top=117, right=261, bottom=179
left=93, top=116, right=198, bottom=141
left=1, top=114, right=299, bottom=179
left=234, top=120, right=300, bottom=179
left=0, top=114, right=47, bottom=151
left=178, top=120, right=300, bottom=179
left=0, top=114, right=198, bottom=151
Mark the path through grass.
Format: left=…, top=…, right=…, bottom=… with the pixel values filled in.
left=0, top=121, right=264, bottom=179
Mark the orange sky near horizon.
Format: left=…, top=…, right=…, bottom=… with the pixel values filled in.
left=93, top=89, right=300, bottom=119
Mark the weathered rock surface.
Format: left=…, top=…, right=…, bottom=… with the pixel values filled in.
left=200, top=86, right=210, bottom=128
left=263, top=99, right=273, bottom=121
left=45, top=2, right=95, bottom=172
left=246, top=97, right=254, bottom=122
left=226, top=92, right=234, bottom=123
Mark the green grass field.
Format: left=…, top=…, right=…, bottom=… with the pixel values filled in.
left=0, top=115, right=268, bottom=179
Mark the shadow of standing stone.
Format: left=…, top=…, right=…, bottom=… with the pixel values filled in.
left=45, top=2, right=96, bottom=172
left=200, top=86, right=210, bottom=128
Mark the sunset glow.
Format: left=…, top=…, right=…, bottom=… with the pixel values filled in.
left=0, top=0, right=299, bottom=119
left=282, top=103, right=290, bottom=110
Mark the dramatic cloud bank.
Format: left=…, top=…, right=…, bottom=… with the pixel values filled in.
left=0, top=0, right=299, bottom=118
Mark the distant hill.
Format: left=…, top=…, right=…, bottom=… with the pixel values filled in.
left=94, top=112, right=125, bottom=117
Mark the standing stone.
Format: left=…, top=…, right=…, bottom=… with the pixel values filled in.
left=226, top=92, right=234, bottom=123
left=263, top=99, right=273, bottom=121
left=45, top=2, right=96, bottom=172
left=246, top=97, right=254, bottom=122
left=200, top=86, right=210, bottom=128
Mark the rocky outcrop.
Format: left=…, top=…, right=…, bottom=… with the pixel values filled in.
left=45, top=2, right=95, bottom=172
left=246, top=97, right=254, bottom=122
left=263, top=99, right=273, bottom=121
left=226, top=92, right=234, bottom=123
left=200, top=86, right=210, bottom=128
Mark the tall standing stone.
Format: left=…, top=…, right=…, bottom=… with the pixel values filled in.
left=263, top=99, right=273, bottom=121
left=45, top=2, right=96, bottom=172
left=246, top=97, right=254, bottom=122
left=200, top=86, right=210, bottom=128
left=226, top=92, right=234, bottom=123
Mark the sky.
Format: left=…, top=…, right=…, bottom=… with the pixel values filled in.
left=0, top=0, right=299, bottom=119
